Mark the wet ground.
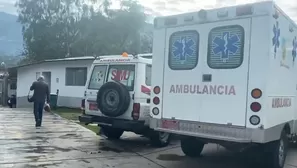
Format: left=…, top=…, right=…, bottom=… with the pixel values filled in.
left=0, top=107, right=297, bottom=168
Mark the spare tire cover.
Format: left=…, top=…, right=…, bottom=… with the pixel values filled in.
left=97, top=81, right=130, bottom=117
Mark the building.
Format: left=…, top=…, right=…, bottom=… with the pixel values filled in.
left=15, top=56, right=95, bottom=108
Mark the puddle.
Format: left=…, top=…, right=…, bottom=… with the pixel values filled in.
left=18, top=146, right=74, bottom=154
left=24, top=162, right=62, bottom=168
left=80, top=159, right=91, bottom=163
left=59, top=133, right=82, bottom=139
left=25, top=155, right=44, bottom=162
left=99, top=146, right=123, bottom=153
left=157, top=154, right=185, bottom=161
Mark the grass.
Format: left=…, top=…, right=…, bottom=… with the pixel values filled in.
left=53, top=107, right=100, bottom=134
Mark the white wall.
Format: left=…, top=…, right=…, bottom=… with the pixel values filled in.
left=17, top=59, right=93, bottom=107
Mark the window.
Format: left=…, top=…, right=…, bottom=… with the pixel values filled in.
left=88, top=65, right=107, bottom=90
left=207, top=25, right=244, bottom=69
left=145, top=64, right=152, bottom=86
left=36, top=72, right=40, bottom=80
left=10, top=82, right=16, bottom=90
left=65, top=67, right=87, bottom=86
left=107, top=65, right=135, bottom=91
left=168, top=30, right=199, bottom=70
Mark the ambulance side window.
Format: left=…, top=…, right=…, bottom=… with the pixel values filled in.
left=168, top=30, right=199, bottom=70
left=145, top=64, right=151, bottom=86
left=207, top=25, right=244, bottom=69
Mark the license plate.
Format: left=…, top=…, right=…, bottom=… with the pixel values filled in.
left=161, top=120, right=179, bottom=130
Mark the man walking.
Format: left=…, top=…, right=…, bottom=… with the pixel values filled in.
left=30, top=75, right=50, bottom=127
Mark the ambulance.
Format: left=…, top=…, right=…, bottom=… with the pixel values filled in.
left=149, top=1, right=297, bottom=167
left=79, top=53, right=171, bottom=147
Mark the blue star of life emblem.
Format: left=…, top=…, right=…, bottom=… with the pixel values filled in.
left=172, top=36, right=196, bottom=63
left=212, top=32, right=240, bottom=62
left=272, top=21, right=280, bottom=58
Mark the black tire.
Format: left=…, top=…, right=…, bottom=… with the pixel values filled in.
left=264, top=130, right=289, bottom=168
left=181, top=137, right=204, bottom=157
left=97, top=81, right=130, bottom=117
left=101, top=126, right=124, bottom=140
left=150, top=131, right=171, bottom=147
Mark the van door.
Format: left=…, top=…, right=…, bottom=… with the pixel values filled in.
left=85, top=65, right=108, bottom=115
left=85, top=63, right=136, bottom=119
left=162, top=18, right=251, bottom=126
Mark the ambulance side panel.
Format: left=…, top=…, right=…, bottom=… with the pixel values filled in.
left=150, top=29, right=166, bottom=119
left=265, top=7, right=296, bottom=134
left=133, top=62, right=152, bottom=123
left=246, top=15, right=270, bottom=129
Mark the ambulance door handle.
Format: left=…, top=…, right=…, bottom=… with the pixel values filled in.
left=202, top=74, right=212, bottom=82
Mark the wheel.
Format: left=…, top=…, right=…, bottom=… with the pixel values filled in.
left=101, top=126, right=124, bottom=140
left=150, top=131, right=171, bottom=147
left=181, top=137, right=204, bottom=157
left=97, top=81, right=130, bottom=117
left=264, top=129, right=289, bottom=168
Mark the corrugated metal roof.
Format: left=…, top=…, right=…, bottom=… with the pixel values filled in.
left=13, top=56, right=96, bottom=69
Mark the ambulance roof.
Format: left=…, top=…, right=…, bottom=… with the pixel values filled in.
left=93, top=53, right=152, bottom=64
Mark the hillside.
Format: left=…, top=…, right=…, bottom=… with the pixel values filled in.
left=0, top=12, right=23, bottom=56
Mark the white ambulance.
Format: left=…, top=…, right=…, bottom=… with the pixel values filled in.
left=79, top=53, right=171, bottom=147
left=150, top=1, right=297, bottom=167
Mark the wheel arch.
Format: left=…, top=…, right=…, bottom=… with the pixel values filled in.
left=283, top=123, right=291, bottom=135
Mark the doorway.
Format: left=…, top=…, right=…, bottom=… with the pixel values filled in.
left=42, top=72, right=51, bottom=93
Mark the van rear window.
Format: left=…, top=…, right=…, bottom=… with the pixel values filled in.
left=207, top=25, right=244, bottom=69
left=107, top=65, right=135, bottom=91
left=168, top=30, right=199, bottom=70
left=88, top=65, right=107, bottom=90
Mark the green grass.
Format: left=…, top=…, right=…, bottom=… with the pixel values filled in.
left=53, top=107, right=100, bottom=134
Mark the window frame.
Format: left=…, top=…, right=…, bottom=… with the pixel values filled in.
left=207, top=25, right=245, bottom=69
left=145, top=64, right=152, bottom=86
left=106, top=64, right=136, bottom=91
left=87, top=65, right=108, bottom=90
left=65, top=67, right=88, bottom=86
left=168, top=30, right=199, bottom=70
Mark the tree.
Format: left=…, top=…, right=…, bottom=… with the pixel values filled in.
left=16, top=0, right=151, bottom=63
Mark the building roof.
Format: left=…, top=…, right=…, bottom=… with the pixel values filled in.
left=13, top=56, right=96, bottom=69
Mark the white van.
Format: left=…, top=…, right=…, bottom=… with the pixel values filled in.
left=79, top=53, right=171, bottom=147
left=150, top=1, right=297, bottom=167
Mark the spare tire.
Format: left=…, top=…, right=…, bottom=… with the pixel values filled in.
left=97, top=81, right=130, bottom=117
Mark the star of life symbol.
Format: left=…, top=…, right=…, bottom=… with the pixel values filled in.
left=272, top=21, right=280, bottom=58
left=292, top=36, right=297, bottom=63
left=96, top=71, right=104, bottom=82
left=172, top=36, right=196, bottom=64
left=212, top=31, right=240, bottom=62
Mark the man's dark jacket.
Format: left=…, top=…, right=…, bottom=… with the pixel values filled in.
left=30, top=81, right=50, bottom=103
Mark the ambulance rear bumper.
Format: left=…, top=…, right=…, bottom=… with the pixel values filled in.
left=149, top=118, right=285, bottom=144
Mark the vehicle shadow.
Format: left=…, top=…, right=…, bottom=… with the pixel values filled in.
left=95, top=134, right=296, bottom=168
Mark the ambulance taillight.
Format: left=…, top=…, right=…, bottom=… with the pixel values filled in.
left=249, top=88, right=262, bottom=125
left=250, top=102, right=261, bottom=112
left=251, top=88, right=262, bottom=99
left=132, top=103, right=140, bottom=120
left=153, top=97, right=160, bottom=105
left=152, top=86, right=161, bottom=115
left=153, top=86, right=160, bottom=94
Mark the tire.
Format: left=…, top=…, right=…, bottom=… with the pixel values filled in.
left=101, top=126, right=124, bottom=140
left=181, top=137, right=204, bottom=157
left=97, top=81, right=130, bottom=117
left=150, top=131, right=171, bottom=147
left=264, top=130, right=289, bottom=168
